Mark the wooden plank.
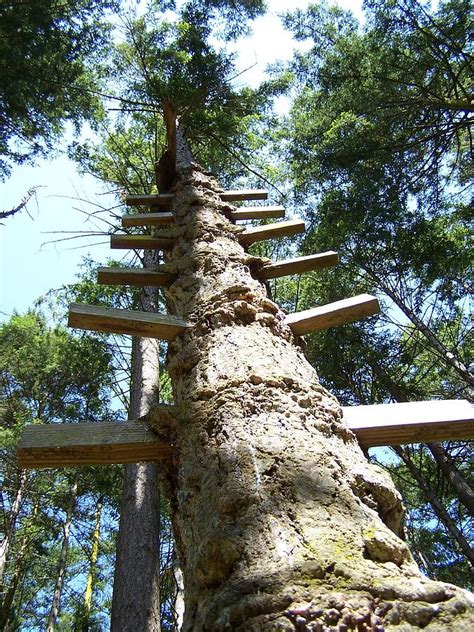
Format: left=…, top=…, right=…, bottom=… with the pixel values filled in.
left=126, top=193, right=173, bottom=207
left=230, top=206, right=285, bottom=220
left=110, top=234, right=174, bottom=250
left=97, top=267, right=176, bottom=287
left=285, top=294, right=380, bottom=336
left=125, top=189, right=268, bottom=207
left=122, top=212, right=174, bottom=227
left=68, top=303, right=191, bottom=340
left=344, top=400, right=474, bottom=448
left=260, top=252, right=339, bottom=279
left=239, top=219, right=305, bottom=246
left=17, top=421, right=172, bottom=468
left=220, top=189, right=268, bottom=202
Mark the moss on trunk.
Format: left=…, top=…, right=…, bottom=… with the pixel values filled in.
left=151, top=166, right=473, bottom=631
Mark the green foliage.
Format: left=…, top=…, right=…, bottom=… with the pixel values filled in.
left=0, top=0, right=117, bottom=179
left=0, top=312, right=120, bottom=629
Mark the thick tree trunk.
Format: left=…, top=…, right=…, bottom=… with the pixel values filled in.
left=152, top=166, right=474, bottom=630
left=427, top=442, right=474, bottom=517
left=46, top=476, right=78, bottom=631
left=111, top=252, right=162, bottom=631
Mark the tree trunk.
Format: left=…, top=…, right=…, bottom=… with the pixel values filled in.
left=80, top=496, right=103, bottom=631
left=152, top=165, right=474, bottom=630
left=393, top=446, right=474, bottom=566
left=46, top=476, right=79, bottom=631
left=0, top=500, right=39, bottom=631
left=111, top=251, right=162, bottom=631
left=363, top=266, right=474, bottom=389
left=0, top=469, right=28, bottom=586
left=426, top=442, right=474, bottom=517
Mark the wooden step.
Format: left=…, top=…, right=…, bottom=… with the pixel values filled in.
left=17, top=419, right=173, bottom=468
left=220, top=189, right=268, bottom=202
left=110, top=234, right=174, bottom=250
left=230, top=206, right=285, bottom=221
left=97, top=267, right=176, bottom=287
left=285, top=294, right=380, bottom=336
left=125, top=189, right=268, bottom=207
left=68, top=303, right=191, bottom=339
left=126, top=193, right=173, bottom=207
left=18, top=400, right=473, bottom=469
left=122, top=212, right=174, bottom=227
left=343, top=400, right=474, bottom=448
left=260, top=252, right=338, bottom=279
left=239, top=219, right=305, bottom=246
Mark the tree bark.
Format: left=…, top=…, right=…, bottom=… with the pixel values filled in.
left=111, top=251, right=162, bottom=631
left=46, top=476, right=79, bottom=631
left=151, top=165, right=474, bottom=630
left=426, top=442, right=474, bottom=517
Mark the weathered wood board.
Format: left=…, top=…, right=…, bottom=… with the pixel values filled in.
left=125, top=189, right=268, bottom=207
left=239, top=219, right=305, bottom=246
left=286, top=294, right=380, bottom=335
left=230, top=206, right=285, bottom=220
left=122, top=212, right=174, bottom=227
left=343, top=400, right=474, bottom=447
left=17, top=421, right=172, bottom=468
left=97, top=267, right=175, bottom=287
left=110, top=234, right=174, bottom=250
left=68, top=303, right=191, bottom=339
left=125, top=193, right=174, bottom=207
left=260, top=252, right=339, bottom=279
left=17, top=400, right=473, bottom=468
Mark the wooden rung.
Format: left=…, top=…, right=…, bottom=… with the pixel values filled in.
left=68, top=303, right=191, bottom=340
left=122, top=212, right=174, bottom=227
left=110, top=234, right=174, bottom=250
left=97, top=267, right=176, bottom=287
left=220, top=189, right=268, bottom=202
left=285, top=294, right=380, bottom=335
left=260, top=252, right=338, bottom=279
left=125, top=189, right=268, bottom=207
left=230, top=206, right=285, bottom=221
left=239, top=219, right=305, bottom=246
left=17, top=420, right=172, bottom=468
left=126, top=193, right=173, bottom=207
left=343, top=400, right=474, bottom=448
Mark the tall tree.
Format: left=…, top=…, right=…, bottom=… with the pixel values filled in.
left=0, top=0, right=117, bottom=180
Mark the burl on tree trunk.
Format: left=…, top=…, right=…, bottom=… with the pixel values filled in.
left=150, top=165, right=473, bottom=631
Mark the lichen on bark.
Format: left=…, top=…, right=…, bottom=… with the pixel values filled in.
left=150, top=166, right=474, bottom=631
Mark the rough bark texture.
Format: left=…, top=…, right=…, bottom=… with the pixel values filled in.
left=0, top=469, right=28, bottom=586
left=111, top=252, right=162, bottom=632
left=150, top=166, right=474, bottom=631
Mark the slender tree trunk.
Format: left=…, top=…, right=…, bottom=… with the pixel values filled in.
left=0, top=500, right=38, bottom=631
left=0, top=469, right=28, bottom=586
left=80, top=496, right=103, bottom=631
left=46, top=476, right=79, bottom=631
left=151, top=165, right=474, bottom=630
left=364, top=266, right=474, bottom=388
left=393, top=446, right=474, bottom=566
left=111, top=250, right=162, bottom=631
left=426, top=442, right=474, bottom=516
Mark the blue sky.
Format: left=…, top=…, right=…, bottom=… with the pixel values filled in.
left=0, top=0, right=363, bottom=322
